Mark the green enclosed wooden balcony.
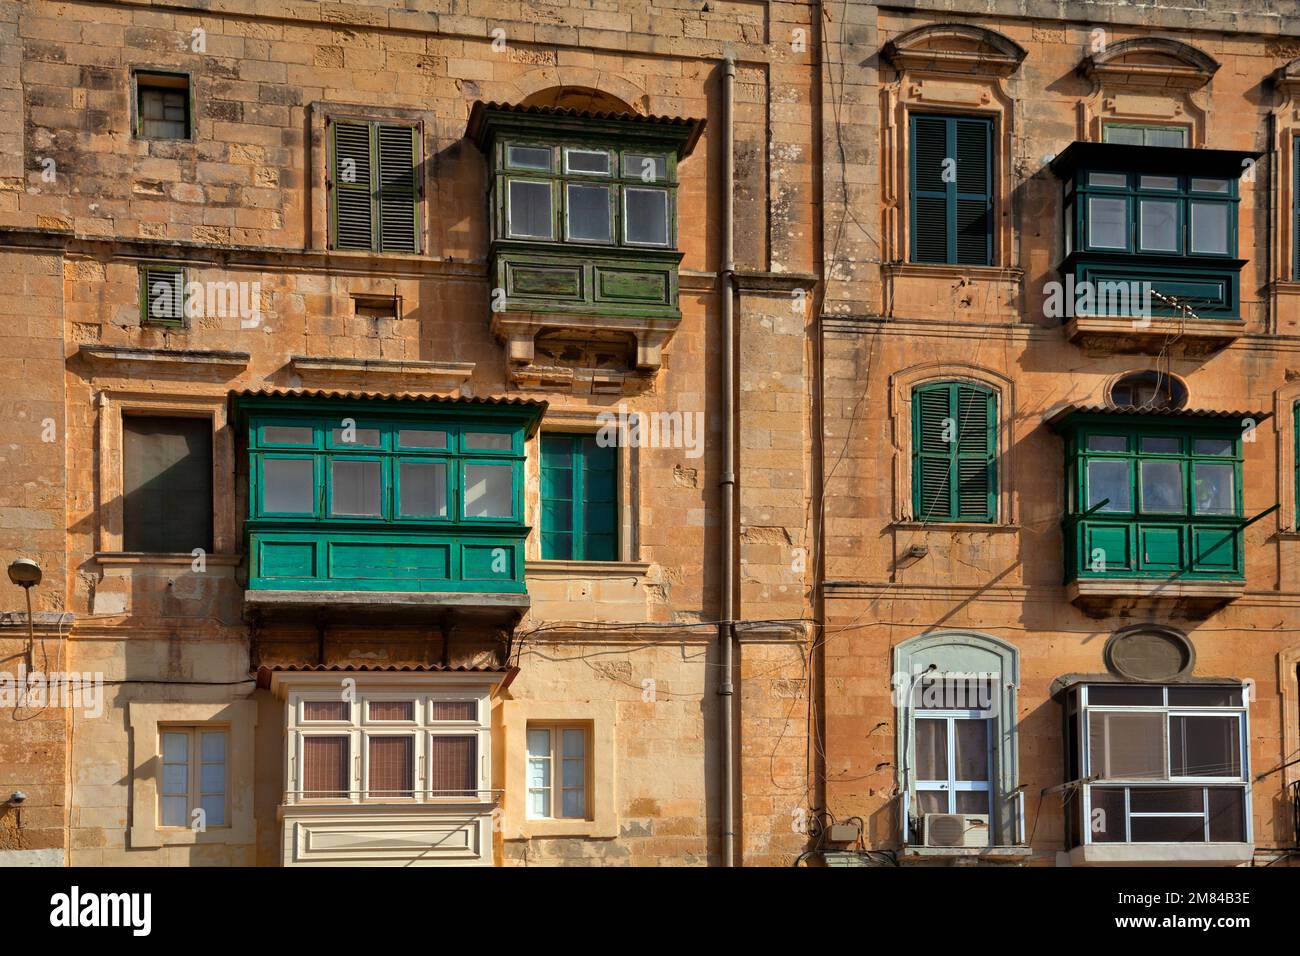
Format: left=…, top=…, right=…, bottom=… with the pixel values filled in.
left=467, top=102, right=704, bottom=380
left=235, top=391, right=545, bottom=618
left=1048, top=404, right=1267, bottom=613
left=1049, top=142, right=1260, bottom=354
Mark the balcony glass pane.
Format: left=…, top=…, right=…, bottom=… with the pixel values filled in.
left=1140, top=436, right=1180, bottom=454
left=1089, top=711, right=1166, bottom=780
left=398, top=461, right=447, bottom=517
left=1129, top=786, right=1203, bottom=813
left=330, top=426, right=380, bottom=447
left=1170, top=715, right=1240, bottom=778
left=506, top=145, right=550, bottom=171
left=565, top=148, right=610, bottom=174
left=264, top=458, right=314, bottom=513
left=1193, top=462, right=1235, bottom=516
left=465, top=432, right=513, bottom=451
left=1139, top=199, right=1178, bottom=251
left=464, top=463, right=513, bottom=518
left=625, top=187, right=669, bottom=245
left=566, top=183, right=612, bottom=242
left=1190, top=178, right=1230, bottom=194
left=623, top=152, right=667, bottom=182
left=1087, top=459, right=1130, bottom=511
left=1087, top=434, right=1126, bottom=452
left=1087, top=196, right=1128, bottom=249
left=1192, top=438, right=1233, bottom=456
left=1139, top=460, right=1184, bottom=514
left=1190, top=202, right=1228, bottom=254
left=1088, top=171, right=1128, bottom=187
left=507, top=180, right=553, bottom=239
left=954, top=791, right=989, bottom=814
left=263, top=425, right=312, bottom=445
left=1207, top=787, right=1246, bottom=842
left=1130, top=815, right=1205, bottom=842
left=1167, top=686, right=1242, bottom=707
left=330, top=459, right=381, bottom=516
left=1088, top=787, right=1126, bottom=842
left=1139, top=175, right=1177, bottom=190
left=954, top=719, right=989, bottom=782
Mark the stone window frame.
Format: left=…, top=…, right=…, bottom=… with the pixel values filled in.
left=1280, top=645, right=1300, bottom=790
left=880, top=24, right=1024, bottom=276
left=127, top=700, right=257, bottom=848
left=95, top=388, right=238, bottom=561
left=525, top=406, right=644, bottom=568
left=307, top=102, right=430, bottom=254
left=130, top=67, right=195, bottom=142
left=892, top=630, right=1021, bottom=848
left=1273, top=379, right=1300, bottom=536
left=496, top=699, right=616, bottom=839
left=889, top=363, right=1017, bottom=527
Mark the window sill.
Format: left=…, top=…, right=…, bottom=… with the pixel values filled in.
left=899, top=845, right=1033, bottom=863
left=884, top=262, right=1024, bottom=281
left=97, top=552, right=241, bottom=566
left=890, top=521, right=1017, bottom=533
left=517, top=817, right=617, bottom=840
left=1066, top=843, right=1252, bottom=867
left=527, top=559, right=651, bottom=578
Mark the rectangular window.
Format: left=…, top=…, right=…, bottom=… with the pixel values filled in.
left=428, top=736, right=476, bottom=797
left=912, top=382, right=997, bottom=523
left=367, top=736, right=414, bottom=797
left=1066, top=683, right=1249, bottom=847
left=507, top=179, right=554, bottom=239
left=526, top=724, right=588, bottom=819
left=160, top=728, right=227, bottom=827
left=1102, top=123, right=1186, bottom=148
left=566, top=183, right=612, bottom=242
left=1070, top=170, right=1238, bottom=260
left=329, top=119, right=420, bottom=253
left=540, top=434, right=618, bottom=560
left=302, top=736, right=349, bottom=798
left=140, top=264, right=185, bottom=326
left=624, top=187, right=670, bottom=246
left=122, top=416, right=212, bottom=553
left=135, top=72, right=190, bottom=140
left=909, top=114, right=994, bottom=266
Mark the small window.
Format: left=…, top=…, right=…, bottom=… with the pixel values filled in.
left=302, top=736, right=350, bottom=798
left=353, top=295, right=399, bottom=320
left=624, top=152, right=667, bottom=182
left=1087, top=459, right=1130, bottom=512
left=122, top=416, right=213, bottom=553
left=624, top=187, right=670, bottom=246
left=397, top=460, right=448, bottom=518
left=329, top=120, right=420, bottom=253
left=262, top=458, right=315, bottom=514
left=1139, top=199, right=1178, bottom=252
left=507, top=179, right=554, bottom=238
left=302, top=700, right=350, bottom=721
left=330, top=459, right=383, bottom=517
left=566, top=183, right=612, bottom=242
left=368, top=700, right=415, bottom=721
left=564, top=148, right=610, bottom=175
left=263, top=425, right=314, bottom=446
left=911, top=382, right=997, bottom=523
left=527, top=724, right=589, bottom=819
left=507, top=144, right=551, bottom=171
left=464, top=431, right=513, bottom=451
left=1087, top=196, right=1129, bottom=249
left=428, top=736, right=476, bottom=797
left=367, top=736, right=415, bottom=797
left=1088, top=172, right=1128, bottom=188
left=135, top=72, right=190, bottom=140
left=1190, top=201, right=1228, bottom=254
left=159, top=728, right=226, bottom=827
left=140, top=264, right=185, bottom=326
left=463, top=463, right=513, bottom=518
left=1109, top=371, right=1187, bottom=410
left=1102, top=123, right=1186, bottom=148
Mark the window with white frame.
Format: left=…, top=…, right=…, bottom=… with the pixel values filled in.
left=285, top=689, right=490, bottom=804
left=1062, top=683, right=1250, bottom=847
left=526, top=723, right=589, bottom=819
left=159, top=727, right=227, bottom=828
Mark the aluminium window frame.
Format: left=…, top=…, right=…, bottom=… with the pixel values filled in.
left=1072, top=683, right=1251, bottom=847
left=912, top=707, right=995, bottom=824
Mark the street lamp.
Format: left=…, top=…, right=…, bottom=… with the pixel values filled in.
left=7, top=559, right=41, bottom=670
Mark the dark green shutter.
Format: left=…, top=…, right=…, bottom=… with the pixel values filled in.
left=140, top=264, right=185, bottom=325
left=912, top=382, right=996, bottom=522
left=377, top=123, right=419, bottom=253
left=541, top=434, right=617, bottom=560
left=331, top=121, right=374, bottom=250
left=910, top=114, right=993, bottom=266
left=123, top=416, right=213, bottom=552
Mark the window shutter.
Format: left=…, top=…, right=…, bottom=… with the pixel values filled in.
left=123, top=416, right=213, bottom=552
left=428, top=736, right=476, bottom=796
left=954, top=118, right=992, bottom=266
left=913, top=384, right=954, bottom=520
left=541, top=434, right=617, bottom=560
left=910, top=115, right=993, bottom=266
left=912, top=382, right=997, bottom=522
left=911, top=115, right=949, bottom=264
left=376, top=123, right=419, bottom=253
left=141, top=265, right=184, bottom=325
left=331, top=120, right=374, bottom=250
left=955, top=384, right=996, bottom=521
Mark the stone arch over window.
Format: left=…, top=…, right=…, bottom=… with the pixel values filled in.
left=893, top=630, right=1020, bottom=848
left=890, top=363, right=1016, bottom=524
left=497, top=67, right=650, bottom=117
left=1077, top=37, right=1218, bottom=146
left=879, top=24, right=1024, bottom=321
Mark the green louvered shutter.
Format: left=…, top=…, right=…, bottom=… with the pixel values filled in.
left=140, top=264, right=185, bottom=325
left=912, top=382, right=997, bottom=522
left=911, top=115, right=949, bottom=264
left=541, top=434, right=617, bottom=560
left=910, top=115, right=993, bottom=265
left=331, top=120, right=375, bottom=250
left=377, top=123, right=419, bottom=253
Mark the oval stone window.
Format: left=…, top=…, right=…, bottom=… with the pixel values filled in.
left=1104, top=626, right=1195, bottom=682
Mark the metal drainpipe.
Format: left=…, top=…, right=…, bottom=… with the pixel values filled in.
left=719, top=55, right=737, bottom=868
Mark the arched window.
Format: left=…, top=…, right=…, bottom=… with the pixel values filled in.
left=911, top=381, right=998, bottom=523
left=894, top=632, right=1020, bottom=850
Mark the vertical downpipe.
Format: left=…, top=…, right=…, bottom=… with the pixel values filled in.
left=719, top=56, right=737, bottom=868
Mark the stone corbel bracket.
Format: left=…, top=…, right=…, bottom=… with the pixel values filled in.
left=491, top=310, right=674, bottom=374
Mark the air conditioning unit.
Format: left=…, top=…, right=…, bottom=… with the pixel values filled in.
left=922, top=812, right=990, bottom=848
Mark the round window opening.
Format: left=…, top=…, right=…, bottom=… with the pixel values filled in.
left=1108, top=370, right=1187, bottom=411
left=1104, top=625, right=1195, bottom=682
